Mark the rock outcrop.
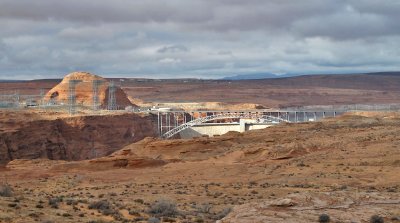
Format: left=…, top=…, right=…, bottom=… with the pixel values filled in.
left=44, top=71, right=134, bottom=109
left=0, top=113, right=158, bottom=165
left=220, top=192, right=400, bottom=223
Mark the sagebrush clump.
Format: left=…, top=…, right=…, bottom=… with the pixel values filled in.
left=88, top=200, right=111, bottom=210
left=88, top=200, right=120, bottom=217
left=148, top=199, right=178, bottom=217
left=48, top=196, right=63, bottom=209
left=319, top=214, right=330, bottom=223
left=0, top=183, right=13, bottom=197
left=370, top=215, right=384, bottom=223
left=147, top=217, right=160, bottom=223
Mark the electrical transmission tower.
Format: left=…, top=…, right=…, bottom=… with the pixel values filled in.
left=92, top=80, right=104, bottom=111
left=14, top=91, right=20, bottom=108
left=40, top=89, right=45, bottom=108
left=107, top=80, right=117, bottom=110
left=68, top=80, right=82, bottom=115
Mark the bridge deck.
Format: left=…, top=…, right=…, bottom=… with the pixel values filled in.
left=151, top=109, right=346, bottom=113
left=156, top=110, right=344, bottom=139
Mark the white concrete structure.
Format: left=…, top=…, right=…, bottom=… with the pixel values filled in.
left=179, top=122, right=273, bottom=139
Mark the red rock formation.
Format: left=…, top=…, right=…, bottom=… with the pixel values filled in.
left=44, top=71, right=134, bottom=109
left=0, top=113, right=158, bottom=165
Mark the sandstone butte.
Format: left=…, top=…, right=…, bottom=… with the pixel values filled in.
left=43, top=71, right=134, bottom=109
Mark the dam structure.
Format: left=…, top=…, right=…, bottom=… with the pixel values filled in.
left=155, top=110, right=343, bottom=139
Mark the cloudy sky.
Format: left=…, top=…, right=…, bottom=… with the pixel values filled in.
left=0, top=0, right=400, bottom=79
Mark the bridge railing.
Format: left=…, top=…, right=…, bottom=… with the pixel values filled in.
left=161, top=113, right=290, bottom=139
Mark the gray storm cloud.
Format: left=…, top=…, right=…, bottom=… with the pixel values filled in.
left=157, top=45, right=189, bottom=53
left=0, top=0, right=399, bottom=79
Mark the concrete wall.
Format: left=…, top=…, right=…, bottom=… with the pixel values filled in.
left=179, top=122, right=272, bottom=139
left=248, top=124, right=273, bottom=131
left=179, top=123, right=239, bottom=138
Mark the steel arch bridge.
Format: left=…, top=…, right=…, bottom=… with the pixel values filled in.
left=161, top=112, right=289, bottom=139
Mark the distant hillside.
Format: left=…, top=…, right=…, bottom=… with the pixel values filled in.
left=364, top=71, right=400, bottom=76
left=222, top=71, right=400, bottom=80
left=0, top=80, right=27, bottom=83
left=30, top=79, right=62, bottom=82
left=222, top=73, right=296, bottom=80
left=239, top=71, right=400, bottom=91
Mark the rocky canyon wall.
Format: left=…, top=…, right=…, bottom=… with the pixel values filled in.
left=0, top=113, right=158, bottom=165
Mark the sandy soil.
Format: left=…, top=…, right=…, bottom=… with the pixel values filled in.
left=0, top=112, right=399, bottom=222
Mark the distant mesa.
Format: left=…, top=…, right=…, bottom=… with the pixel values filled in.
left=222, top=73, right=296, bottom=80
left=44, top=71, right=134, bottom=108
left=222, top=71, right=400, bottom=80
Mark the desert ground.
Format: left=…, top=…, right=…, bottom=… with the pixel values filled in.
left=1, top=73, right=400, bottom=223
left=1, top=111, right=399, bottom=223
left=120, top=73, right=400, bottom=108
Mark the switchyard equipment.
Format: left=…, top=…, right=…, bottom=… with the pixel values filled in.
left=0, top=91, right=20, bottom=108
left=92, top=79, right=104, bottom=111
left=68, top=79, right=82, bottom=115
left=107, top=80, right=118, bottom=110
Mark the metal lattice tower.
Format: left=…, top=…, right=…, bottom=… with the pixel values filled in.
left=107, top=80, right=117, bottom=110
left=40, top=89, right=45, bottom=108
left=14, top=91, right=20, bottom=108
left=92, top=80, right=104, bottom=111
left=68, top=80, right=82, bottom=115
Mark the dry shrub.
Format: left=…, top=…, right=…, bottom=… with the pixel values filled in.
left=0, top=183, right=13, bottom=197
left=148, top=199, right=178, bottom=217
